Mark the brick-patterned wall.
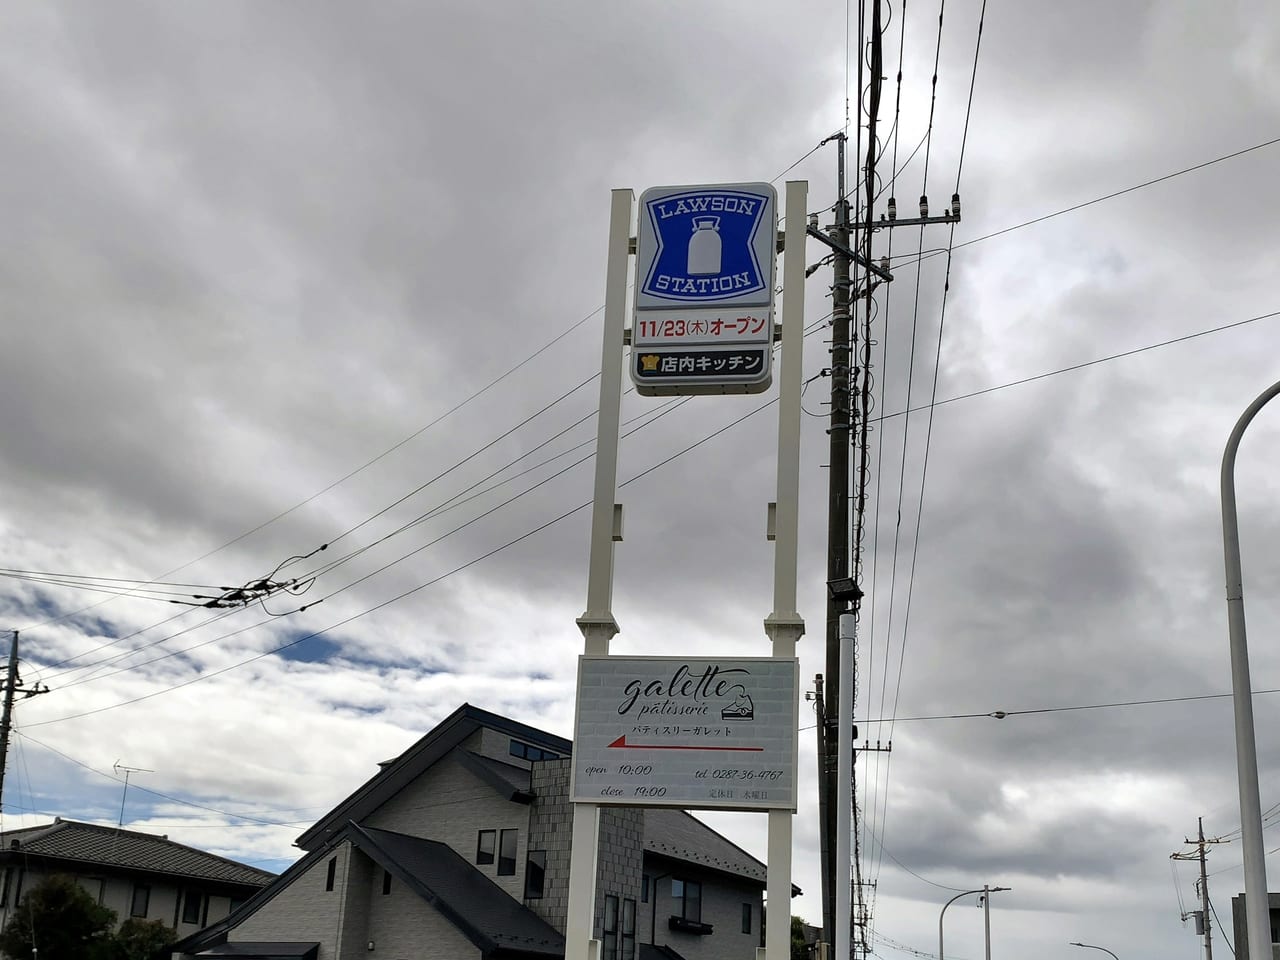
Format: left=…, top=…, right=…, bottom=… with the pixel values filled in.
left=526, top=758, right=573, bottom=932
left=594, top=806, right=644, bottom=941
left=525, top=757, right=645, bottom=943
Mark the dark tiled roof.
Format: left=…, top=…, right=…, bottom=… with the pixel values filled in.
left=354, top=824, right=564, bottom=957
left=297, top=703, right=569, bottom=851
left=0, top=820, right=275, bottom=887
left=642, top=808, right=766, bottom=884
left=457, top=750, right=533, bottom=801
left=639, top=946, right=689, bottom=960
left=197, top=944, right=318, bottom=959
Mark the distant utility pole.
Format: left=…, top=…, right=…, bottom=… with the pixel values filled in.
left=1173, top=817, right=1220, bottom=960
left=0, top=631, right=50, bottom=816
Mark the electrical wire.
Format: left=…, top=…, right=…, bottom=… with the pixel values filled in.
left=1208, top=893, right=1235, bottom=957
left=952, top=134, right=1280, bottom=254
left=873, top=0, right=985, bottom=901
left=862, top=0, right=951, bottom=908
left=869, top=307, right=1280, bottom=426
left=14, top=729, right=314, bottom=828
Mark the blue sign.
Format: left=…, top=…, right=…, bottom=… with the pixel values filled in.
left=635, top=184, right=776, bottom=309
left=631, top=182, right=777, bottom=397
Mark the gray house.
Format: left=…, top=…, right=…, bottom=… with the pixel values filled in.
left=174, top=704, right=791, bottom=960
left=0, top=818, right=274, bottom=939
left=1229, top=892, right=1280, bottom=959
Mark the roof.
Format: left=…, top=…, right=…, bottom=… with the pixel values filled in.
left=639, top=946, right=689, bottom=960
left=177, top=822, right=565, bottom=960
left=196, top=944, right=318, bottom=959
left=457, top=750, right=534, bottom=801
left=354, top=824, right=564, bottom=957
left=0, top=819, right=275, bottom=888
left=643, top=808, right=766, bottom=884
left=296, top=703, right=569, bottom=850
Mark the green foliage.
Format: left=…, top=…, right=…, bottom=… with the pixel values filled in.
left=111, top=918, right=178, bottom=960
left=791, top=914, right=812, bottom=960
left=0, top=874, right=117, bottom=960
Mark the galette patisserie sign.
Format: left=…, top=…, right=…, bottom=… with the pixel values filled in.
left=570, top=656, right=798, bottom=811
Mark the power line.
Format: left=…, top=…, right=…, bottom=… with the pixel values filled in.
left=871, top=308, right=1280, bottom=425
left=14, top=729, right=311, bottom=829
left=952, top=135, right=1280, bottom=252
left=857, top=686, right=1280, bottom=723
left=39, top=298, right=1278, bottom=717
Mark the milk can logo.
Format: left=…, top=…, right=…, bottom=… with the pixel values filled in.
left=641, top=188, right=771, bottom=302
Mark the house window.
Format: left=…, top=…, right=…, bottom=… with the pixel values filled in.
left=325, top=856, right=337, bottom=892
left=181, top=890, right=202, bottom=925
left=603, top=895, right=618, bottom=959
left=509, top=740, right=560, bottom=762
left=676, top=879, right=701, bottom=922
left=742, top=902, right=752, bottom=934
left=498, top=829, right=518, bottom=876
left=476, top=829, right=496, bottom=865
left=524, top=850, right=546, bottom=899
left=130, top=884, right=150, bottom=919
left=382, top=870, right=392, bottom=895
left=622, top=898, right=636, bottom=960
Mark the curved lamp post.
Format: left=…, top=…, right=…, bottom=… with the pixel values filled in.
left=939, top=885, right=1009, bottom=960
left=1222, top=378, right=1280, bottom=960
left=1069, top=941, right=1119, bottom=960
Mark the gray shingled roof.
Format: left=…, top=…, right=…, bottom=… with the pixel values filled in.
left=297, top=703, right=569, bottom=851
left=1, top=819, right=275, bottom=887
left=642, top=809, right=766, bottom=883
left=354, top=824, right=565, bottom=958
left=639, top=946, right=689, bottom=960
left=197, top=945, right=318, bottom=959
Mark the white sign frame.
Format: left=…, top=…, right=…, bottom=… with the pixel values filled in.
left=570, top=655, right=799, bottom=812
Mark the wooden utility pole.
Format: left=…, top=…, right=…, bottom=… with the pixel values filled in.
left=1173, top=817, right=1221, bottom=960
left=0, top=631, right=49, bottom=815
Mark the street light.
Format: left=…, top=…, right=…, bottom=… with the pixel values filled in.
left=1221, top=378, right=1280, bottom=960
left=938, top=885, right=1009, bottom=960
left=1069, top=941, right=1119, bottom=960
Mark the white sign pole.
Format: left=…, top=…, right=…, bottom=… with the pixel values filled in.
left=565, top=187, right=634, bottom=960
left=836, top=612, right=854, bottom=960
left=763, top=180, right=808, bottom=960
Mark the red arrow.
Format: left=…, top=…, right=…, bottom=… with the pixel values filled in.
left=607, top=734, right=763, bottom=753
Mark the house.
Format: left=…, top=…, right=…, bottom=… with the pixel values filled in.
left=0, top=818, right=275, bottom=938
left=1229, top=892, right=1280, bottom=959
left=174, top=703, right=795, bottom=960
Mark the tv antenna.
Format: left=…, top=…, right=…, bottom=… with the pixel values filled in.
left=113, top=761, right=154, bottom=829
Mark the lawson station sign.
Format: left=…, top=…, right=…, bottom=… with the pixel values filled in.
left=631, top=183, right=778, bottom=396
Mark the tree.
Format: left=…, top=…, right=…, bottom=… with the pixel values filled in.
left=0, top=874, right=116, bottom=960
left=791, top=914, right=813, bottom=960
left=112, top=918, right=177, bottom=960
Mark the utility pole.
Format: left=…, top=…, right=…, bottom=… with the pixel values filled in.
left=809, top=2, right=962, bottom=946
left=1173, top=818, right=1220, bottom=960
left=820, top=129, right=852, bottom=949
left=0, top=631, right=49, bottom=816
left=1197, top=818, right=1214, bottom=960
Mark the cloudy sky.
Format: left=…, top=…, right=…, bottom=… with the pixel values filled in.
left=2, top=1, right=1279, bottom=957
